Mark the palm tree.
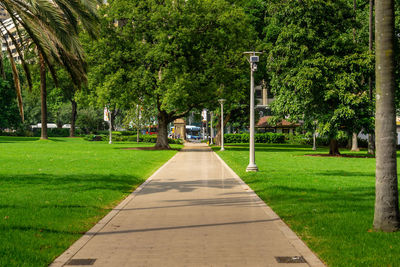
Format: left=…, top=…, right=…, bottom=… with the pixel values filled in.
left=0, top=0, right=100, bottom=139
left=373, top=0, right=400, bottom=232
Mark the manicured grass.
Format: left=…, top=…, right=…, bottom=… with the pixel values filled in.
left=214, top=144, right=400, bottom=267
left=0, top=137, right=181, bottom=266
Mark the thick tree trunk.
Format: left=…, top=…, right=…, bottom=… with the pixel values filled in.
left=351, top=132, right=360, bottom=151
left=70, top=100, right=77, bottom=137
left=39, top=53, right=48, bottom=140
left=329, top=138, right=340, bottom=155
left=373, top=0, right=400, bottom=232
left=155, top=111, right=171, bottom=149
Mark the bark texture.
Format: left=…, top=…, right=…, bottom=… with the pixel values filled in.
left=155, top=111, right=171, bottom=149
left=329, top=138, right=340, bottom=155
left=39, top=53, right=48, bottom=140
left=70, top=100, right=77, bottom=137
left=351, top=132, right=360, bottom=151
left=373, top=0, right=400, bottom=232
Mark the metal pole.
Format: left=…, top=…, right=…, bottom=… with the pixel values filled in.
left=246, top=58, right=258, bottom=172
left=219, top=99, right=225, bottom=151
left=109, top=110, right=112, bottom=145
left=210, top=112, right=214, bottom=145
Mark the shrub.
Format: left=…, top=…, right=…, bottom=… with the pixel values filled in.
left=33, top=128, right=70, bottom=137
left=223, top=133, right=285, bottom=144
left=84, top=134, right=107, bottom=141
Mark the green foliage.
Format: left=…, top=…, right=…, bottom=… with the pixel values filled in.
left=0, top=79, right=20, bottom=130
left=84, top=134, right=182, bottom=144
left=223, top=133, right=285, bottom=144
left=263, top=0, right=373, bottom=138
left=76, top=108, right=105, bottom=134
left=0, top=58, right=24, bottom=130
left=84, top=0, right=256, bottom=146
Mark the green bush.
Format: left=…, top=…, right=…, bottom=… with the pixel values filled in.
left=33, top=128, right=70, bottom=137
left=84, top=133, right=182, bottom=144
left=224, top=133, right=285, bottom=144
left=84, top=134, right=108, bottom=141
left=286, top=134, right=312, bottom=145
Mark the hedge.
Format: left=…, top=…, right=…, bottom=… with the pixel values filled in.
left=84, top=134, right=182, bottom=144
left=223, top=133, right=285, bottom=144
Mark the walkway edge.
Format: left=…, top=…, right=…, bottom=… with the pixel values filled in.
left=50, top=151, right=181, bottom=267
left=212, top=150, right=325, bottom=267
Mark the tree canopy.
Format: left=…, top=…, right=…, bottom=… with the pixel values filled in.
left=86, top=0, right=255, bottom=148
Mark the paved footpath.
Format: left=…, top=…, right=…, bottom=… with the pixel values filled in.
left=52, top=143, right=325, bottom=267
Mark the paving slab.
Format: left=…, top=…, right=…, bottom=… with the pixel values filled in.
left=51, top=143, right=325, bottom=267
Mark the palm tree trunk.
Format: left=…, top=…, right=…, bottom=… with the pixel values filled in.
left=39, top=53, right=48, bottom=140
left=70, top=99, right=77, bottom=137
left=373, top=0, right=400, bottom=232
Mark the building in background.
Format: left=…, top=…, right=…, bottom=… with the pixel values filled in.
left=0, top=7, right=9, bottom=22
left=1, top=15, right=23, bottom=63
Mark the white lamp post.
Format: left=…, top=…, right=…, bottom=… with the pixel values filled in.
left=218, top=99, right=226, bottom=151
left=244, top=52, right=261, bottom=172
left=210, top=111, right=214, bottom=145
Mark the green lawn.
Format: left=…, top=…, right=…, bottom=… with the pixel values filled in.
left=0, top=137, right=181, bottom=266
left=214, top=144, right=400, bottom=267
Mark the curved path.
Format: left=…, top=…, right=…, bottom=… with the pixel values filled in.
left=51, top=143, right=324, bottom=267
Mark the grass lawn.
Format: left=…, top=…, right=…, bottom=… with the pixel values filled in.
left=214, top=144, right=400, bottom=267
left=0, top=137, right=181, bottom=266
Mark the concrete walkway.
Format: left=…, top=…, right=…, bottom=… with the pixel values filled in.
left=52, top=143, right=325, bottom=267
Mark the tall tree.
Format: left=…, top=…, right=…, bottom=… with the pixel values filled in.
left=87, top=0, right=254, bottom=149
left=0, top=0, right=100, bottom=139
left=263, top=0, right=372, bottom=155
left=373, top=0, right=400, bottom=232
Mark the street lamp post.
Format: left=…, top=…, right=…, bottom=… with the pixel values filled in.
left=218, top=99, right=226, bottom=151
left=244, top=52, right=261, bottom=172
left=210, top=111, right=214, bottom=145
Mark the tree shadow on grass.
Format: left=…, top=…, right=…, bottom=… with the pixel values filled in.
left=252, top=184, right=375, bottom=218
left=0, top=137, right=40, bottom=143
left=0, top=173, right=144, bottom=193
left=315, top=170, right=375, bottom=178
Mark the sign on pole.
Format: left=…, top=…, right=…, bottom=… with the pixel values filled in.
left=104, top=107, right=110, bottom=122
left=202, top=109, right=207, bottom=122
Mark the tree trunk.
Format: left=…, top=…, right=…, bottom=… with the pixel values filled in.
left=329, top=138, right=340, bottom=155
left=368, top=134, right=375, bottom=155
left=70, top=99, right=77, bottom=137
left=155, top=111, right=171, bottom=149
left=373, top=0, right=400, bottom=232
left=312, top=132, right=317, bottom=151
left=351, top=132, right=360, bottom=151
left=39, top=53, right=48, bottom=140
left=368, top=0, right=375, bottom=155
